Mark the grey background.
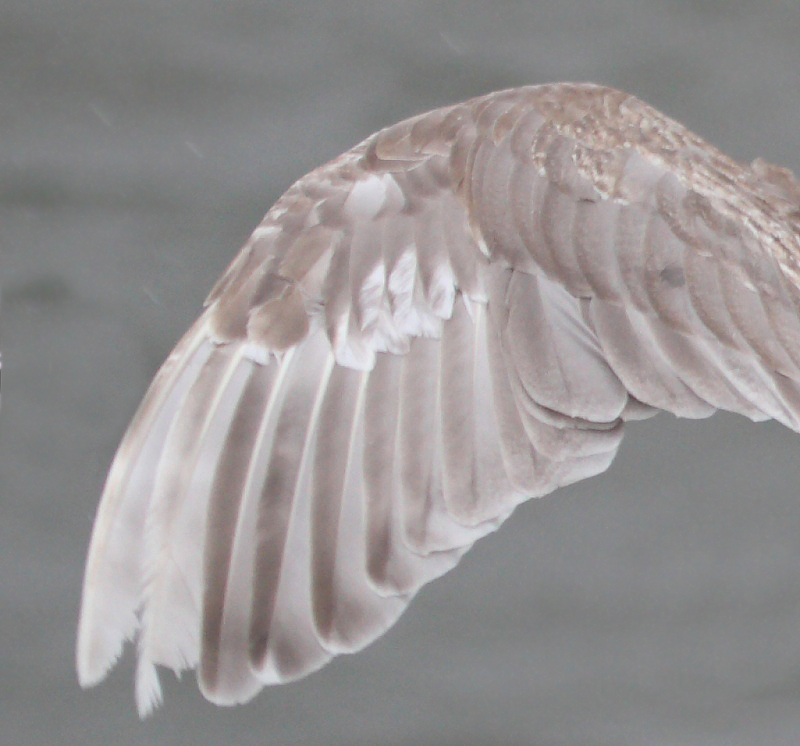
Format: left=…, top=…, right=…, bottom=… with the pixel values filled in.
left=5, top=1, right=800, bottom=744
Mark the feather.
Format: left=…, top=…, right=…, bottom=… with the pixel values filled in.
left=247, top=335, right=332, bottom=680
left=77, top=325, right=212, bottom=689
left=134, top=343, right=247, bottom=712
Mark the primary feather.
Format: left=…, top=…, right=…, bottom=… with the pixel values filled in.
left=77, top=83, right=800, bottom=715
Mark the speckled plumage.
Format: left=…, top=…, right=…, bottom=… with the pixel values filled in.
left=77, top=83, right=800, bottom=715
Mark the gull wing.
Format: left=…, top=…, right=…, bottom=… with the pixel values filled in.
left=76, top=83, right=800, bottom=714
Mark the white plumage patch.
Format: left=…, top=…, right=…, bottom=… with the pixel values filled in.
left=344, top=175, right=389, bottom=220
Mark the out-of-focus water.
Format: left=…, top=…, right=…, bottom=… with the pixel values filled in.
left=5, top=2, right=800, bottom=744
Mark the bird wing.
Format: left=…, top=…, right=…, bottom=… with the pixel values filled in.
left=76, top=83, right=800, bottom=715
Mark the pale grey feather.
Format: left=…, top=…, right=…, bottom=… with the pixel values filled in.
left=77, top=83, right=800, bottom=713
left=135, top=343, right=248, bottom=709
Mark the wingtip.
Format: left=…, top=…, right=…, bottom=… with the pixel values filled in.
left=135, top=660, right=163, bottom=719
left=76, top=664, right=102, bottom=690
left=75, top=628, right=119, bottom=690
left=75, top=591, right=131, bottom=691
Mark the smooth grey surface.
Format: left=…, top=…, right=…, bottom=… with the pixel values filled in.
left=5, top=2, right=800, bottom=744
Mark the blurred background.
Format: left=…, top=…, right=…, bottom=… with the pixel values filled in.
left=5, top=1, right=800, bottom=744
